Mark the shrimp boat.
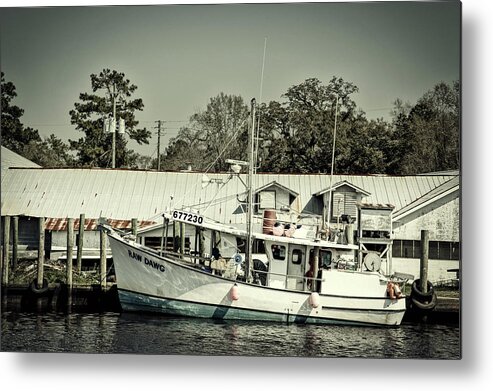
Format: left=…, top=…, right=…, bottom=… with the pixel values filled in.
left=106, top=99, right=408, bottom=326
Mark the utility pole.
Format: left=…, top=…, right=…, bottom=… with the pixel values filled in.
left=155, top=120, right=164, bottom=171
left=112, top=83, right=117, bottom=169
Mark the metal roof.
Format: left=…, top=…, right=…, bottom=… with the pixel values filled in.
left=393, top=176, right=460, bottom=221
left=1, top=146, right=40, bottom=176
left=1, top=168, right=458, bottom=226
left=314, top=180, right=371, bottom=197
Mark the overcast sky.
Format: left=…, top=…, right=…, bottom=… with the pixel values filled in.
left=0, top=1, right=460, bottom=158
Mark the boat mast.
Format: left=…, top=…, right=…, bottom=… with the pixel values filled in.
left=245, top=98, right=256, bottom=282
left=326, top=95, right=339, bottom=233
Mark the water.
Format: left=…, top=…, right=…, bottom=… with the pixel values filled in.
left=1, top=310, right=460, bottom=359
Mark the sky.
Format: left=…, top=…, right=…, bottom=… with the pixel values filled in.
left=1, top=1, right=460, bottom=159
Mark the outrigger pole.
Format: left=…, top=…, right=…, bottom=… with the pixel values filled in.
left=245, top=98, right=256, bottom=282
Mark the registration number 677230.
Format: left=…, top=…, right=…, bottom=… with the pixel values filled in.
left=172, top=210, right=204, bottom=225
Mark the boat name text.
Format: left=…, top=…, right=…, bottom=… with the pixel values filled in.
left=128, top=250, right=165, bottom=273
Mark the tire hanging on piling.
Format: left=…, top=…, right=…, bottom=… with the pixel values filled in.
left=410, top=279, right=437, bottom=311
left=29, top=278, right=49, bottom=295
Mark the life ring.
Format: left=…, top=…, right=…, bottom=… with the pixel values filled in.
left=29, top=278, right=49, bottom=295
left=412, top=279, right=434, bottom=299
left=411, top=291, right=437, bottom=311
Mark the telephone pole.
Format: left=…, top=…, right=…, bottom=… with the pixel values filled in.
left=112, top=84, right=117, bottom=168
left=155, top=120, right=163, bottom=171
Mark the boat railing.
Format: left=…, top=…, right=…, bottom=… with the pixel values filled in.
left=154, top=248, right=325, bottom=288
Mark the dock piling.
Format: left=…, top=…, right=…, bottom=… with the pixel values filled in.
left=12, top=216, right=18, bottom=271
left=2, top=216, right=11, bottom=285
left=100, top=223, right=107, bottom=289
left=76, top=213, right=85, bottom=272
left=420, top=230, right=429, bottom=293
left=66, top=218, right=74, bottom=289
left=37, top=217, right=45, bottom=288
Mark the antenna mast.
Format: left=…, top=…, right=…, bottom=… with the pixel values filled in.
left=246, top=98, right=256, bottom=282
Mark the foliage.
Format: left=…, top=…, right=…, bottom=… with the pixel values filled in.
left=159, top=77, right=459, bottom=175
left=258, top=77, right=389, bottom=174
left=69, top=69, right=151, bottom=167
left=1, top=72, right=74, bottom=167
left=162, top=93, right=250, bottom=171
left=1, top=72, right=42, bottom=153
left=390, top=81, right=460, bottom=174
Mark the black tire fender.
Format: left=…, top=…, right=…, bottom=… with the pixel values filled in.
left=412, top=279, right=434, bottom=298
left=30, top=278, right=49, bottom=295
left=411, top=291, right=437, bottom=311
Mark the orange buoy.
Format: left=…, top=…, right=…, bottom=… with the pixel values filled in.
left=230, top=284, right=239, bottom=301
left=309, top=292, right=320, bottom=308
left=262, top=210, right=277, bottom=235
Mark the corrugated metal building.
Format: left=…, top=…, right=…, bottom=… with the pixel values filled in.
left=1, top=157, right=460, bottom=280
left=1, top=167, right=455, bottom=223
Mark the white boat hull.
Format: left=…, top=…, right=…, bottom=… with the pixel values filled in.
left=108, top=233, right=406, bottom=326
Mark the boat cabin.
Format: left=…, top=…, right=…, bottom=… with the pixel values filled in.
left=255, top=239, right=357, bottom=292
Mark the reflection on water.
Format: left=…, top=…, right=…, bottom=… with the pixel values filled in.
left=1, top=311, right=460, bottom=359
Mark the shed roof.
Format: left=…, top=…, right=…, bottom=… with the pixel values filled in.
left=314, top=180, right=371, bottom=197
left=254, top=181, right=299, bottom=196
left=1, top=146, right=40, bottom=175
left=393, top=176, right=460, bottom=221
left=1, top=168, right=458, bottom=225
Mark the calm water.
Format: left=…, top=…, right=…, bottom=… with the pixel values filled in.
left=1, top=310, right=460, bottom=359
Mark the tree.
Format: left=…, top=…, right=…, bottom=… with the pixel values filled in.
left=21, top=134, right=75, bottom=167
left=69, top=69, right=151, bottom=167
left=1, top=72, right=42, bottom=153
left=162, top=93, right=250, bottom=172
left=390, top=81, right=460, bottom=174
left=258, top=77, right=361, bottom=173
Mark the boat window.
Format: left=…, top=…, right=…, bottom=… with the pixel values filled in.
left=272, top=245, right=286, bottom=260
left=320, top=250, right=332, bottom=269
left=292, top=248, right=303, bottom=264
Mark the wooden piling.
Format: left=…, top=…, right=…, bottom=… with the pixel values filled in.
left=37, top=217, right=45, bottom=288
left=172, top=221, right=177, bottom=252
left=420, top=230, right=429, bottom=293
left=76, top=213, right=85, bottom=272
left=2, top=216, right=11, bottom=285
left=131, top=218, right=138, bottom=237
left=66, top=218, right=74, bottom=289
left=100, top=226, right=107, bottom=289
left=180, top=222, right=185, bottom=257
left=12, top=216, right=19, bottom=271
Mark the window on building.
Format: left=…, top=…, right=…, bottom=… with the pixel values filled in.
left=451, top=242, right=461, bottom=260
left=259, top=190, right=276, bottom=209
left=393, top=239, right=461, bottom=260
left=331, top=192, right=357, bottom=220
left=429, top=241, right=439, bottom=259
